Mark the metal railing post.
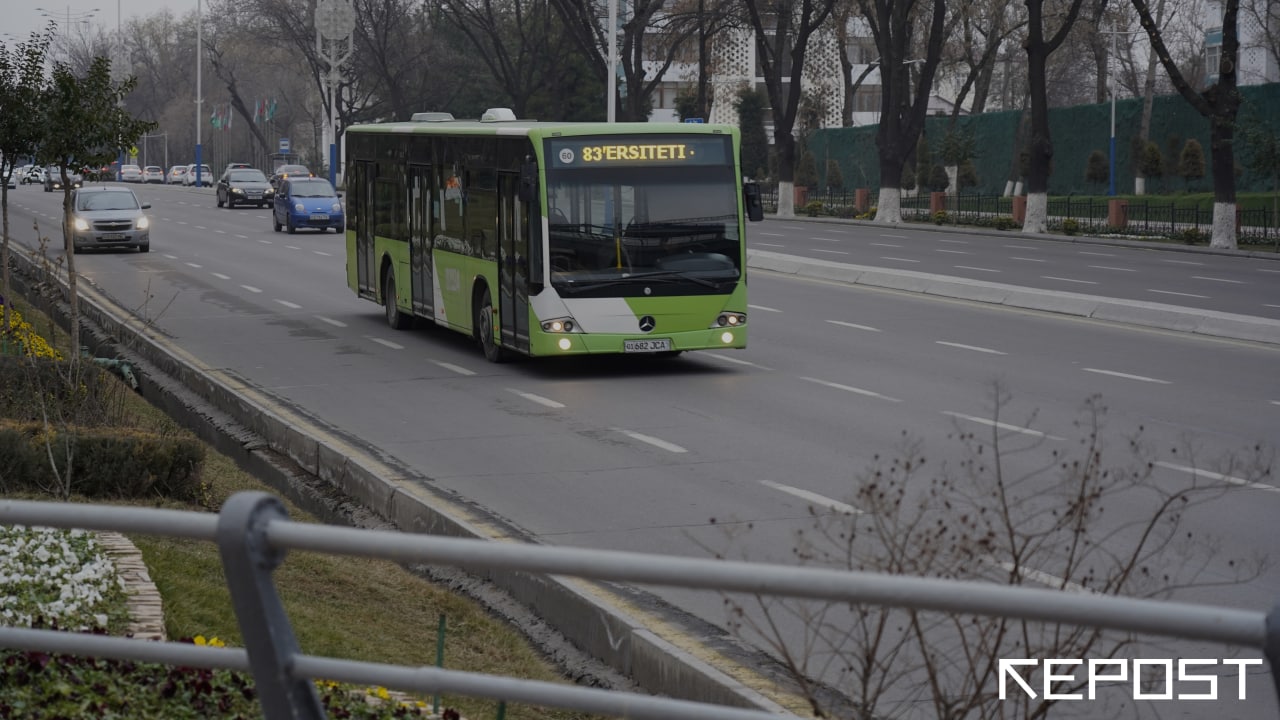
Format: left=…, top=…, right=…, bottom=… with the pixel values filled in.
left=217, top=491, right=327, bottom=720
left=1266, top=603, right=1280, bottom=706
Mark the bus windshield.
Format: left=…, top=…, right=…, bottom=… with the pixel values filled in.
left=545, top=164, right=741, bottom=291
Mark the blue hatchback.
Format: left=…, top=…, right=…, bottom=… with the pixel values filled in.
left=272, top=177, right=345, bottom=233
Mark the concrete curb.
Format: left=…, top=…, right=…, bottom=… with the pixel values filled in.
left=747, top=249, right=1280, bottom=346
left=5, top=245, right=802, bottom=716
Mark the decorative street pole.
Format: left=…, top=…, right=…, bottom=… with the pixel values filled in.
left=315, top=0, right=354, bottom=187
left=195, top=0, right=204, bottom=188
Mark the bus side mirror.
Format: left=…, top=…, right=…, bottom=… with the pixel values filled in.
left=744, top=182, right=764, bottom=222
left=518, top=161, right=537, bottom=203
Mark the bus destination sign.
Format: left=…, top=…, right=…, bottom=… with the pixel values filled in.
left=547, top=136, right=730, bottom=170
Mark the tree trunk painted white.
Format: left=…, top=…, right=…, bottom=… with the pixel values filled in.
left=1013, top=180, right=1024, bottom=196
left=776, top=179, right=795, bottom=218
left=1023, top=192, right=1048, bottom=233
left=1003, top=180, right=1015, bottom=197
left=1135, top=176, right=1146, bottom=196
left=874, top=187, right=903, bottom=223
left=946, top=165, right=958, bottom=194
left=1211, top=202, right=1238, bottom=249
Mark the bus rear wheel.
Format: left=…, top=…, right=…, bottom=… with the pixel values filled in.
left=475, top=286, right=507, bottom=363
left=383, top=271, right=411, bottom=330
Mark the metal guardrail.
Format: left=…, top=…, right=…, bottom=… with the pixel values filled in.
left=1, top=491, right=1278, bottom=719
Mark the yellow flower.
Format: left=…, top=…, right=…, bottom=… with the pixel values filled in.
left=193, top=635, right=208, bottom=646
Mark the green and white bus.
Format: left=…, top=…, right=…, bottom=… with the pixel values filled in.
left=344, top=108, right=764, bottom=362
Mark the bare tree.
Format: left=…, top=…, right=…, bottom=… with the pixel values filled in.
left=1132, top=0, right=1242, bottom=248
left=944, top=0, right=1026, bottom=120
left=739, top=0, right=840, bottom=217
left=853, top=0, right=947, bottom=223
left=710, top=390, right=1270, bottom=719
left=1021, top=0, right=1090, bottom=233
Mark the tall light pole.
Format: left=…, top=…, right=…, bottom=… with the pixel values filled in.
left=195, top=0, right=203, bottom=188
left=316, top=0, right=354, bottom=187
left=1100, top=22, right=1144, bottom=197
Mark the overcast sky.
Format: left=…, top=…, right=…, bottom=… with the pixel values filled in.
left=8, top=0, right=193, bottom=45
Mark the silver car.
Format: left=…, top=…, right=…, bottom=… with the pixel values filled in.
left=67, top=186, right=151, bottom=253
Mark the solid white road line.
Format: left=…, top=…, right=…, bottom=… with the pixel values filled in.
left=315, top=316, right=347, bottom=327
left=1191, top=276, right=1245, bottom=284
left=431, top=360, right=475, bottom=376
left=507, top=388, right=565, bottom=409
left=760, top=480, right=861, bottom=515
left=1041, top=276, right=1098, bottom=285
left=936, top=340, right=1006, bottom=355
left=614, top=428, right=687, bottom=453
left=800, top=376, right=901, bottom=403
left=704, top=353, right=771, bottom=369
left=370, top=337, right=404, bottom=350
left=941, top=411, right=1064, bottom=440
left=275, top=300, right=302, bottom=309
left=827, top=320, right=881, bottom=332
left=1082, top=367, right=1171, bottom=384
left=1155, top=460, right=1280, bottom=493
left=241, top=285, right=262, bottom=293
left=1148, top=289, right=1210, bottom=299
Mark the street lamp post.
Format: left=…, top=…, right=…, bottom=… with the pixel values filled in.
left=315, top=0, right=354, bottom=187
left=1100, top=22, right=1145, bottom=197
left=195, top=0, right=203, bottom=189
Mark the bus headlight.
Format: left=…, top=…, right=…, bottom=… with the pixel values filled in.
left=712, top=312, right=746, bottom=328
left=540, top=317, right=579, bottom=333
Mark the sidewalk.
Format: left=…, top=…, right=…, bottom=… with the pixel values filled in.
left=749, top=215, right=1280, bottom=346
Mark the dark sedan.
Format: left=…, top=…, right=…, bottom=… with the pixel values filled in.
left=216, top=168, right=274, bottom=208
left=273, top=177, right=344, bottom=233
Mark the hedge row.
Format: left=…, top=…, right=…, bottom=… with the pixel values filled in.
left=0, top=357, right=132, bottom=428
left=0, top=421, right=205, bottom=500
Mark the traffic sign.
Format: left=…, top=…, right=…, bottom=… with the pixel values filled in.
left=279, top=138, right=291, bottom=152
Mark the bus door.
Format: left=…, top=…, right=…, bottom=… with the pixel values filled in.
left=408, top=164, right=433, bottom=316
left=498, top=172, right=530, bottom=352
left=354, top=160, right=377, bottom=300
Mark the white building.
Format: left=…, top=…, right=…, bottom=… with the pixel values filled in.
left=1204, top=0, right=1279, bottom=86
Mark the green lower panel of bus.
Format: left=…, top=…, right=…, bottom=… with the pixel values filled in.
left=527, top=326, right=747, bottom=356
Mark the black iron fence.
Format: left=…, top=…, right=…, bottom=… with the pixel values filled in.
left=760, top=188, right=1280, bottom=247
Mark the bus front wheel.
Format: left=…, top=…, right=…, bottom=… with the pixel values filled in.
left=475, top=287, right=507, bottom=363
left=383, top=271, right=411, bottom=330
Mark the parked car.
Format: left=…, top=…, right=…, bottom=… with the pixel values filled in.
left=217, top=167, right=274, bottom=208
left=269, top=164, right=312, bottom=189
left=143, top=166, right=165, bottom=184
left=167, top=165, right=188, bottom=184
left=273, top=177, right=344, bottom=233
left=65, top=185, right=150, bottom=253
left=44, top=165, right=83, bottom=192
left=120, top=164, right=143, bottom=183
left=183, top=164, right=213, bottom=187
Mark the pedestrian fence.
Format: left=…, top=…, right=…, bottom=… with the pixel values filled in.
left=762, top=189, right=1280, bottom=246
left=1, top=491, right=1278, bottom=720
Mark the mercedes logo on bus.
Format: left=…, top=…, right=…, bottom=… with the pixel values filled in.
left=638, top=316, right=656, bottom=333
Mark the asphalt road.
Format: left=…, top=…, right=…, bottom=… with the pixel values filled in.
left=5, top=182, right=1279, bottom=717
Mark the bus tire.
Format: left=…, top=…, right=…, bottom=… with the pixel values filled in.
left=383, top=270, right=411, bottom=330
left=475, top=286, right=507, bottom=363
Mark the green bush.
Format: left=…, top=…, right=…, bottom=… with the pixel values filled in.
left=993, top=216, right=1018, bottom=231
left=928, top=164, right=950, bottom=192
left=1173, top=227, right=1207, bottom=245
left=803, top=200, right=825, bottom=217
left=0, top=421, right=206, bottom=500
left=795, top=150, right=819, bottom=188
left=1086, top=150, right=1109, bottom=187
left=1061, top=218, right=1080, bottom=235
left=0, top=358, right=129, bottom=427
left=932, top=210, right=950, bottom=225
left=824, top=159, right=844, bottom=193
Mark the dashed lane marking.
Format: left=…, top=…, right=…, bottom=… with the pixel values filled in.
left=1083, top=367, right=1171, bottom=384
left=941, top=411, right=1063, bottom=440
left=275, top=300, right=302, bottom=309
left=827, top=320, right=880, bottom=332
left=241, top=285, right=262, bottom=293
left=431, top=360, right=475, bottom=376
left=936, top=341, right=1006, bottom=355
left=800, top=377, right=901, bottom=403
left=507, top=389, right=565, bottom=409
left=1042, top=276, right=1097, bottom=285
left=1155, top=461, right=1280, bottom=493
left=760, top=480, right=861, bottom=515
left=1149, top=289, right=1210, bottom=299
left=955, top=265, right=1000, bottom=273
left=369, top=337, right=404, bottom=350
left=614, top=428, right=687, bottom=453
left=315, top=316, right=347, bottom=327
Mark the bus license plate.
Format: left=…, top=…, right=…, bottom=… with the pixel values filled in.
left=624, top=338, right=671, bottom=353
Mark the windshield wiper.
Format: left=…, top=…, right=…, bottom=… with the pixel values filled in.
left=557, top=271, right=724, bottom=294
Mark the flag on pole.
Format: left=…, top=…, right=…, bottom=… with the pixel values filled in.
left=226, top=105, right=232, bottom=129
left=267, top=98, right=277, bottom=121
